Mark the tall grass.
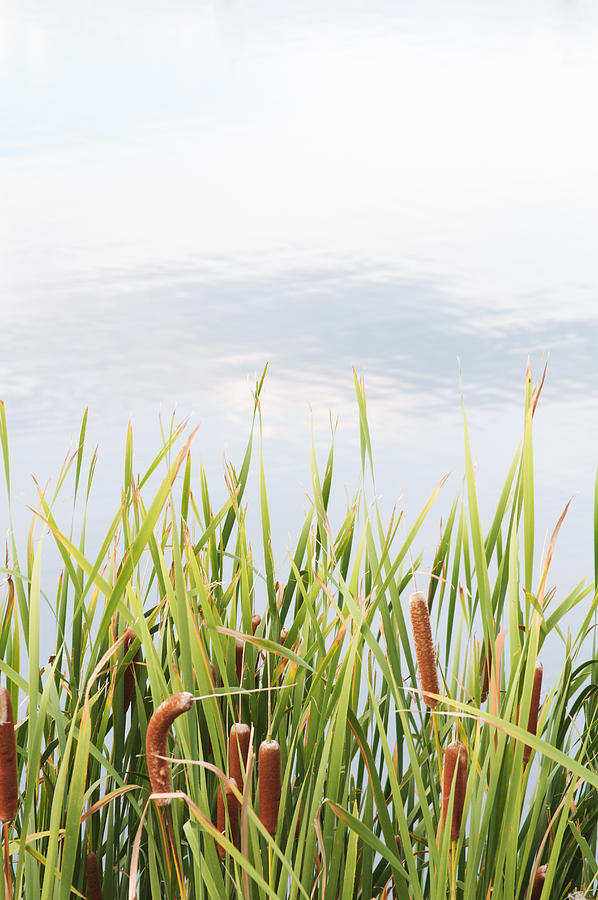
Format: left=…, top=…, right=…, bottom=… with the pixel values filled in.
left=0, top=367, right=597, bottom=899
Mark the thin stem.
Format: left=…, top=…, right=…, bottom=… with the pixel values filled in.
left=166, top=808, right=186, bottom=900
left=3, top=824, right=10, bottom=900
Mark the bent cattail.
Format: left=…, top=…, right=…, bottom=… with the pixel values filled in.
left=409, top=592, right=440, bottom=707
left=442, top=741, right=467, bottom=841
left=530, top=863, right=547, bottom=900
left=146, top=691, right=194, bottom=805
left=86, top=851, right=103, bottom=900
left=0, top=687, right=18, bottom=824
left=259, top=739, right=281, bottom=836
left=523, top=662, right=543, bottom=765
left=229, top=723, right=251, bottom=788
left=123, top=628, right=140, bottom=713
left=216, top=776, right=239, bottom=857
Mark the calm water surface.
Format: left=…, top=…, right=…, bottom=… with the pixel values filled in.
left=1, top=0, right=598, bottom=643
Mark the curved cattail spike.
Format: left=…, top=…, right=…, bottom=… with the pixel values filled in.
left=529, top=863, right=547, bottom=900
left=0, top=688, right=18, bottom=824
left=216, top=776, right=239, bottom=857
left=86, top=851, right=103, bottom=900
left=442, top=741, right=467, bottom=841
left=409, top=592, right=440, bottom=707
left=523, top=662, right=543, bottom=765
left=259, top=739, right=281, bottom=836
left=251, top=614, right=261, bottom=635
left=122, top=628, right=140, bottom=713
left=146, top=692, right=194, bottom=805
left=229, top=724, right=251, bottom=788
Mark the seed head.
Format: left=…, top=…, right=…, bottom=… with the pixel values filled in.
left=259, top=739, right=281, bottom=836
left=530, top=863, right=547, bottom=900
left=0, top=687, right=18, bottom=824
left=523, top=662, right=543, bottom=764
left=409, top=592, right=440, bottom=707
left=86, top=851, right=103, bottom=900
left=229, top=723, right=251, bottom=788
left=251, top=614, right=261, bottom=635
left=442, top=741, right=467, bottom=841
left=216, top=776, right=239, bottom=857
left=146, top=691, right=194, bottom=805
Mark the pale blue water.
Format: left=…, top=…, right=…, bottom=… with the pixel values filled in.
left=1, top=0, right=598, bottom=644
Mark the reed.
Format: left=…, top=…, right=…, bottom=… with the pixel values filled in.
left=258, top=739, right=281, bottom=836
left=409, top=591, right=440, bottom=706
left=145, top=692, right=194, bottom=805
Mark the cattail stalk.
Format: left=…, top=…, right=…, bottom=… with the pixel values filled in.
left=216, top=776, right=239, bottom=857
left=409, top=592, right=440, bottom=707
left=0, top=688, right=18, bottom=825
left=229, top=724, right=251, bottom=788
left=146, top=692, right=194, bottom=805
left=86, top=851, right=103, bottom=900
left=523, top=662, right=543, bottom=765
left=442, top=741, right=467, bottom=841
left=259, top=739, right=281, bottom=836
left=530, top=863, right=547, bottom=900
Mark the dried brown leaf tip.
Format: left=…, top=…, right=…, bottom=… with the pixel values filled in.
left=442, top=741, right=467, bottom=842
left=216, top=776, right=239, bottom=857
left=229, top=723, right=251, bottom=788
left=523, top=661, right=543, bottom=765
left=86, top=851, right=103, bottom=900
left=259, top=738, right=281, bottom=836
left=409, top=592, right=440, bottom=707
left=146, top=691, right=194, bottom=805
left=0, top=687, right=18, bottom=824
left=530, top=863, right=547, bottom=900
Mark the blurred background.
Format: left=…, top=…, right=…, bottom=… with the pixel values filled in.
left=1, top=0, right=597, bottom=624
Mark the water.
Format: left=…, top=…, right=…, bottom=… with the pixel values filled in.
left=1, top=0, right=598, bottom=647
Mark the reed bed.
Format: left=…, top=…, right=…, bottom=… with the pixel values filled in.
left=0, top=368, right=597, bottom=898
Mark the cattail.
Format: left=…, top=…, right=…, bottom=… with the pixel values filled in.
left=0, top=687, right=18, bottom=824
left=210, top=662, right=218, bottom=685
left=442, top=741, right=467, bottom=841
left=122, top=628, right=139, bottom=713
left=216, top=776, right=239, bottom=857
left=279, top=627, right=289, bottom=646
left=229, top=723, right=251, bottom=788
left=409, top=592, right=440, bottom=707
left=480, top=641, right=490, bottom=704
left=146, top=691, right=194, bottom=805
left=86, top=851, right=103, bottom=900
left=259, top=739, right=281, bottom=836
left=529, top=863, right=547, bottom=900
left=235, top=639, right=244, bottom=682
left=523, top=662, right=543, bottom=765
left=251, top=614, right=261, bottom=635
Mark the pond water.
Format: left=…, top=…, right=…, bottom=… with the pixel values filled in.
left=1, top=0, right=598, bottom=649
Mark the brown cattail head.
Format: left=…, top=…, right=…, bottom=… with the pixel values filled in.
left=251, top=614, right=262, bottom=635
left=523, top=662, right=543, bottom=765
left=279, top=627, right=289, bottom=646
left=259, top=739, right=281, bottom=836
left=530, top=863, right=547, bottom=900
left=0, top=687, right=18, bottom=824
left=229, top=723, right=251, bottom=787
left=146, top=691, right=194, bottom=805
left=480, top=641, right=490, bottom=704
left=442, top=741, right=467, bottom=841
left=216, top=776, right=239, bottom=857
left=235, top=639, right=244, bottom=682
left=123, top=628, right=140, bottom=713
left=86, top=851, right=103, bottom=900
left=210, top=662, right=218, bottom=686
left=409, top=592, right=440, bottom=707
